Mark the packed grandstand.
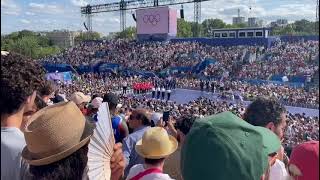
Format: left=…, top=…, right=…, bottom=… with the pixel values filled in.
left=38, top=37, right=319, bottom=148
left=1, top=32, right=319, bottom=180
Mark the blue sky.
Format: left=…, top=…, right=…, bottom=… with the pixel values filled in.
left=1, top=0, right=317, bottom=35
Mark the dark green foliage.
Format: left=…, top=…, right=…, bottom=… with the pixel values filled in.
left=1, top=30, right=61, bottom=59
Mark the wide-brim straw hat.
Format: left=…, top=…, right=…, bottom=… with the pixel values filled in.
left=135, top=127, right=178, bottom=159
left=22, top=101, right=95, bottom=166
left=70, top=92, right=91, bottom=105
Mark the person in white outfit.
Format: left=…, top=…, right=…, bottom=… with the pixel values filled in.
left=126, top=127, right=177, bottom=180
left=156, top=87, right=161, bottom=99
left=151, top=87, right=156, bottom=99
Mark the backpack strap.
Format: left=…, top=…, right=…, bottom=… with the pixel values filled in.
left=129, top=168, right=162, bottom=180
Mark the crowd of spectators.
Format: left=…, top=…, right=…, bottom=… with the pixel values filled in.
left=49, top=73, right=320, bottom=149
left=53, top=73, right=319, bottom=108
left=40, top=39, right=319, bottom=81
left=238, top=40, right=319, bottom=79
left=2, top=51, right=319, bottom=180
left=176, top=77, right=319, bottom=108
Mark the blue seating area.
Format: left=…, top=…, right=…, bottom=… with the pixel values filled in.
left=170, top=37, right=277, bottom=48
left=192, top=58, right=217, bottom=73
left=42, top=35, right=319, bottom=85
left=42, top=61, right=307, bottom=87
left=270, top=74, right=284, bottom=81
left=269, top=74, right=306, bottom=85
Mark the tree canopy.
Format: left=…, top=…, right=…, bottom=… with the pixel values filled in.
left=177, top=18, right=319, bottom=37
left=1, top=30, right=60, bottom=59
left=115, top=27, right=136, bottom=39
left=271, top=19, right=319, bottom=35
left=74, top=32, right=101, bottom=43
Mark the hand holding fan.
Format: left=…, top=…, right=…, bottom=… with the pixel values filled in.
left=87, top=102, right=115, bottom=180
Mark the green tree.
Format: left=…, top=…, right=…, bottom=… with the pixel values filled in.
left=116, top=27, right=136, bottom=39
left=314, top=21, right=319, bottom=35
left=36, top=46, right=61, bottom=59
left=201, top=19, right=226, bottom=36
left=74, top=32, right=101, bottom=43
left=6, top=36, right=39, bottom=57
left=177, top=19, right=192, bottom=37
left=271, top=25, right=295, bottom=35
left=270, top=19, right=318, bottom=35
left=1, top=30, right=61, bottom=59
left=294, top=19, right=313, bottom=34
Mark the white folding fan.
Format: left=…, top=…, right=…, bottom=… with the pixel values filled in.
left=87, top=102, right=115, bottom=180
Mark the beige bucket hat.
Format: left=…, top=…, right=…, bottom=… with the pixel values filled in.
left=22, top=101, right=94, bottom=166
left=135, top=127, right=178, bottom=159
left=70, top=92, right=91, bottom=105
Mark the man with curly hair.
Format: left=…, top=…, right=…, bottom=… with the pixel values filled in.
left=243, top=97, right=289, bottom=180
left=1, top=52, right=46, bottom=180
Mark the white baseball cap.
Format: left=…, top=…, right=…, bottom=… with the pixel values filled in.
left=151, top=112, right=163, bottom=125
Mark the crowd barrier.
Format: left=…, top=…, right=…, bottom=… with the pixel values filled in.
left=269, top=74, right=307, bottom=84
left=278, top=35, right=319, bottom=42
left=170, top=37, right=277, bottom=48
left=42, top=62, right=310, bottom=87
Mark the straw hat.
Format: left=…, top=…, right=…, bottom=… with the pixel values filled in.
left=135, top=127, right=178, bottom=159
left=22, top=101, right=95, bottom=166
left=70, top=92, right=91, bottom=105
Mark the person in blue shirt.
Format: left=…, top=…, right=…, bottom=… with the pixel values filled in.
left=103, top=93, right=129, bottom=143
left=122, top=108, right=151, bottom=178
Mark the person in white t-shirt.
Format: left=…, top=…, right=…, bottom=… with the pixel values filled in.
left=151, top=87, right=156, bottom=99
left=123, top=81, right=128, bottom=95
left=161, top=87, right=166, bottom=100
left=269, top=159, right=290, bottom=180
left=1, top=52, right=47, bottom=180
left=156, top=87, right=161, bottom=99
left=126, top=127, right=177, bottom=180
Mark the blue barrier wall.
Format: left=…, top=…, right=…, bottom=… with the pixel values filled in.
left=42, top=63, right=74, bottom=73
left=170, top=37, right=277, bottom=48
left=278, top=35, right=319, bottom=42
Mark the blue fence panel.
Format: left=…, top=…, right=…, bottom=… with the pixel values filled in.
left=270, top=74, right=284, bottom=81
left=279, top=35, right=319, bottom=42
left=43, top=63, right=73, bottom=73
left=76, top=65, right=93, bottom=74
left=171, top=38, right=274, bottom=47
left=290, top=76, right=306, bottom=83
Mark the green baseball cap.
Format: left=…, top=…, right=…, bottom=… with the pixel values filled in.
left=181, top=111, right=280, bottom=180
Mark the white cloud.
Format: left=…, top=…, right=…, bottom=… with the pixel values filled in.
left=71, top=0, right=88, bottom=7
left=94, top=17, right=106, bottom=23
left=28, top=2, right=64, bottom=14
left=1, top=0, right=317, bottom=35
left=1, top=0, right=21, bottom=16
left=25, top=11, right=35, bottom=16
left=29, top=3, right=45, bottom=9
left=20, top=19, right=30, bottom=24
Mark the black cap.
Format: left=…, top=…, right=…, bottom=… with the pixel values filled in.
left=103, top=93, right=118, bottom=107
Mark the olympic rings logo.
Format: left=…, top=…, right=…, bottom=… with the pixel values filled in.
left=143, top=14, right=160, bottom=26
